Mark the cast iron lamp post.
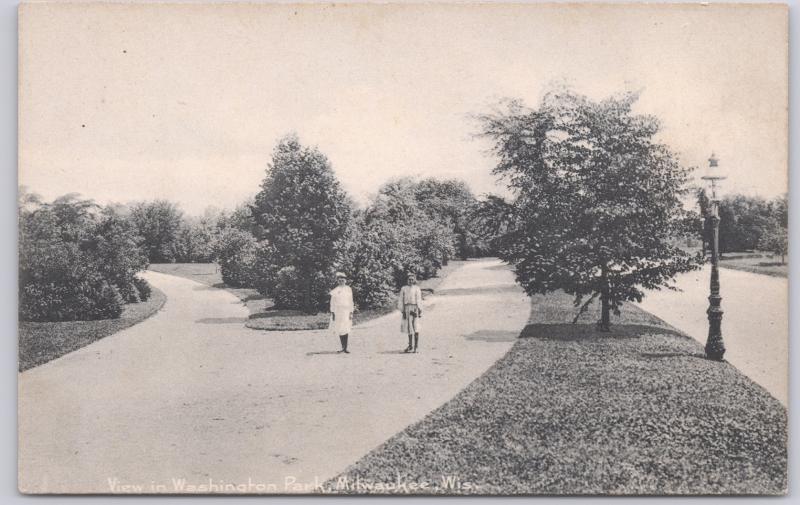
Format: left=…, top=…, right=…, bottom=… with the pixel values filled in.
left=701, top=153, right=726, bottom=361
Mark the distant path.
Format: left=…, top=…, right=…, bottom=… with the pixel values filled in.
left=636, top=265, right=788, bottom=406
left=18, top=259, right=531, bottom=493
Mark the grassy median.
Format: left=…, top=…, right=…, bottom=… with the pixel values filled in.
left=150, top=261, right=465, bottom=331
left=324, top=291, right=787, bottom=495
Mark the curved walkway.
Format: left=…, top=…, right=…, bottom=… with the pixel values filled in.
left=18, top=259, right=531, bottom=493
left=635, top=265, right=788, bottom=406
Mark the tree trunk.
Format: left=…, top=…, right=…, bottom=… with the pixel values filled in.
left=598, top=265, right=611, bottom=332
left=303, top=274, right=312, bottom=313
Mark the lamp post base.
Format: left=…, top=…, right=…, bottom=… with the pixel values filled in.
left=705, top=298, right=725, bottom=361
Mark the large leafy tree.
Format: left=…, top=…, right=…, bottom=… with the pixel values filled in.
left=479, top=90, right=703, bottom=330
left=251, top=134, right=352, bottom=311
left=129, top=200, right=184, bottom=263
left=413, top=178, right=483, bottom=260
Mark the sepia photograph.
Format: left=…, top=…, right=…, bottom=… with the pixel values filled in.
left=16, top=1, right=788, bottom=495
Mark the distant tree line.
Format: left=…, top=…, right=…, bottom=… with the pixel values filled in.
left=696, top=190, right=788, bottom=261
left=19, top=135, right=489, bottom=320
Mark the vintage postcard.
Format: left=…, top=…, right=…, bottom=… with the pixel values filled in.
left=18, top=1, right=788, bottom=495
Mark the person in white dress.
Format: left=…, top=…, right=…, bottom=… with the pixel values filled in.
left=329, top=272, right=354, bottom=353
left=397, top=272, right=423, bottom=353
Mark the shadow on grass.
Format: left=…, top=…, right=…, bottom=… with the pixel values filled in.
left=196, top=317, right=248, bottom=324
left=306, top=350, right=343, bottom=356
left=519, top=323, right=686, bottom=341
left=464, top=330, right=519, bottom=342
left=377, top=350, right=414, bottom=355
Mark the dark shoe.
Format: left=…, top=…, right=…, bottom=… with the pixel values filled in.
left=404, top=345, right=413, bottom=353
left=343, top=349, right=350, bottom=354
left=337, top=349, right=345, bottom=353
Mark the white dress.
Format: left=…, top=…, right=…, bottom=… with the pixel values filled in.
left=329, top=285, right=354, bottom=336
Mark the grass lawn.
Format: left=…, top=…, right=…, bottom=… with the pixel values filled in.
left=18, top=288, right=167, bottom=372
left=151, top=261, right=467, bottom=331
left=148, top=263, right=266, bottom=314
left=324, top=291, right=786, bottom=495
left=719, top=254, right=787, bottom=278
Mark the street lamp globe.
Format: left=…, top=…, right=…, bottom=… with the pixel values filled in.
left=701, top=152, right=727, bottom=203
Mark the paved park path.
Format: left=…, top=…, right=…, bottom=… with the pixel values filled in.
left=636, top=265, right=788, bottom=406
left=18, top=259, right=530, bottom=494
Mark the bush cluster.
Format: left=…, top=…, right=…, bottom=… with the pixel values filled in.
left=19, top=194, right=150, bottom=322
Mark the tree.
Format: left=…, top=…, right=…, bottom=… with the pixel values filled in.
left=758, top=194, right=788, bottom=263
left=470, top=194, right=517, bottom=256
left=174, top=216, right=217, bottom=263
left=758, top=221, right=788, bottom=264
left=365, top=177, right=456, bottom=282
left=413, top=178, right=481, bottom=260
left=19, top=194, right=147, bottom=321
left=129, top=200, right=184, bottom=263
left=479, top=89, right=703, bottom=330
left=251, top=134, right=352, bottom=311
left=213, top=227, right=259, bottom=288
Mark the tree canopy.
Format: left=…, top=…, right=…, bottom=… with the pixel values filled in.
left=251, top=134, right=352, bottom=310
left=479, top=89, right=703, bottom=329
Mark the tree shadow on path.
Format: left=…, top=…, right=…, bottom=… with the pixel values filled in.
left=196, top=317, right=248, bottom=324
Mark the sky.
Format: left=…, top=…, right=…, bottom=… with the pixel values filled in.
left=18, top=2, right=788, bottom=215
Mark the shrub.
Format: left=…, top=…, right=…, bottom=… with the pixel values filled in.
left=214, top=227, right=258, bottom=288
left=19, top=275, right=123, bottom=322
left=272, top=266, right=333, bottom=311
left=91, top=281, right=124, bottom=319
left=133, top=276, right=152, bottom=301
left=129, top=200, right=184, bottom=263
left=19, top=196, right=149, bottom=322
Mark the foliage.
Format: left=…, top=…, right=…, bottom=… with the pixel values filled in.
left=478, top=89, right=703, bottom=329
left=272, top=266, right=334, bottom=309
left=412, top=178, right=485, bottom=259
left=133, top=276, right=152, bottom=301
left=129, top=200, right=184, bottom=263
left=697, top=191, right=788, bottom=255
left=173, top=216, right=217, bottom=263
left=18, top=194, right=146, bottom=321
left=337, top=213, right=405, bottom=309
left=469, top=194, right=517, bottom=256
left=365, top=178, right=457, bottom=281
left=83, top=208, right=149, bottom=302
left=757, top=220, right=788, bottom=264
left=251, top=134, right=352, bottom=310
left=217, top=199, right=260, bottom=236
left=213, top=227, right=259, bottom=288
